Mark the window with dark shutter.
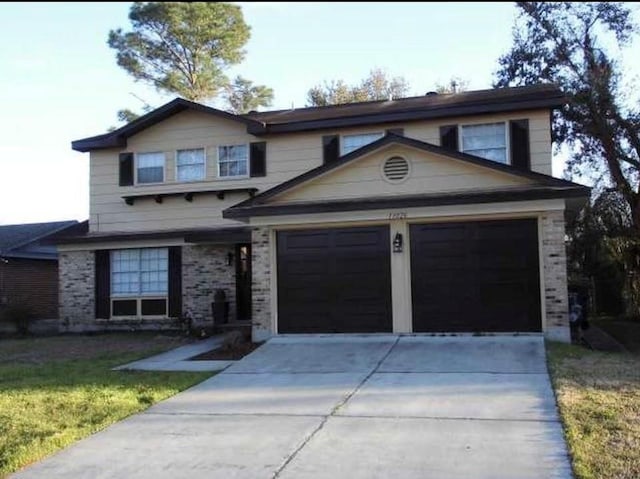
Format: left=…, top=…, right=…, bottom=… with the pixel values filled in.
left=168, top=246, right=182, bottom=318
left=249, top=141, right=267, bottom=177
left=385, top=128, right=404, bottom=136
left=510, top=119, right=530, bottom=171
left=322, top=135, right=340, bottom=164
left=119, top=152, right=134, bottom=186
left=95, top=250, right=111, bottom=319
left=439, top=125, right=459, bottom=151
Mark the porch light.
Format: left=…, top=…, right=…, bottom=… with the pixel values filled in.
left=393, top=232, right=403, bottom=253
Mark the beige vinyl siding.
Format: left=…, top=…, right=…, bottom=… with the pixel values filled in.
left=88, top=109, right=552, bottom=233
left=89, top=110, right=321, bottom=232
left=273, top=144, right=535, bottom=204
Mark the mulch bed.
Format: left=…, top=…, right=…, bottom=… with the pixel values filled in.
left=189, top=342, right=262, bottom=361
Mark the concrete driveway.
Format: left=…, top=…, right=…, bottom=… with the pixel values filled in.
left=13, top=335, right=572, bottom=479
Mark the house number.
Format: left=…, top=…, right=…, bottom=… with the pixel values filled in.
left=388, top=212, right=407, bottom=220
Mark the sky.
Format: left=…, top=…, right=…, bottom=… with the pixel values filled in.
left=0, top=2, right=636, bottom=225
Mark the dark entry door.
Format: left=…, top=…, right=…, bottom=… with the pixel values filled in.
left=235, top=244, right=252, bottom=321
left=410, top=219, right=541, bottom=332
left=277, top=226, right=392, bottom=333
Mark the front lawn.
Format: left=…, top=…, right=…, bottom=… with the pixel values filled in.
left=0, top=333, right=212, bottom=477
left=547, top=342, right=640, bottom=479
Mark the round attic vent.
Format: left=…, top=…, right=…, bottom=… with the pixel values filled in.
left=382, top=156, right=410, bottom=183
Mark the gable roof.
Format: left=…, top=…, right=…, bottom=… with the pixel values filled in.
left=72, top=84, right=565, bottom=152
left=242, top=84, right=565, bottom=134
left=71, top=98, right=266, bottom=152
left=0, top=220, right=79, bottom=260
left=223, top=134, right=590, bottom=219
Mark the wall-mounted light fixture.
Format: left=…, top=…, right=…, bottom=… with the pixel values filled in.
left=226, top=252, right=234, bottom=266
left=393, top=232, right=403, bottom=253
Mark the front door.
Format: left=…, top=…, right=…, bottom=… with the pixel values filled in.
left=235, top=244, right=252, bottom=321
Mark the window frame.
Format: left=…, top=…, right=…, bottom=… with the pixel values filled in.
left=110, top=248, right=168, bottom=318
left=458, top=121, right=510, bottom=165
left=217, top=144, right=250, bottom=179
left=340, top=132, right=384, bottom=156
left=135, top=151, right=166, bottom=185
left=175, top=147, right=207, bottom=182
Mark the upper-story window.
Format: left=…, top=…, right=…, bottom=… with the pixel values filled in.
left=136, top=152, right=165, bottom=184
left=218, top=144, right=248, bottom=178
left=460, top=122, right=508, bottom=164
left=176, top=148, right=205, bottom=181
left=341, top=132, right=384, bottom=155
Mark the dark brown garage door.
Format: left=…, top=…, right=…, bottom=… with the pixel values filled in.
left=277, top=226, right=392, bottom=333
left=411, top=219, right=541, bottom=332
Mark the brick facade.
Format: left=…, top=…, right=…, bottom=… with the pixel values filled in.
left=0, top=259, right=59, bottom=319
left=182, top=244, right=237, bottom=327
left=251, top=227, right=272, bottom=342
left=59, top=245, right=239, bottom=332
left=59, top=250, right=95, bottom=332
left=541, top=211, right=570, bottom=342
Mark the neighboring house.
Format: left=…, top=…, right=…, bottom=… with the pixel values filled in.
left=61, top=84, right=589, bottom=342
left=0, top=220, right=80, bottom=319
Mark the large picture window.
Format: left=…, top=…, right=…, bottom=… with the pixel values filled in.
left=341, top=132, right=384, bottom=155
left=460, top=122, right=508, bottom=164
left=136, top=152, right=165, bottom=184
left=176, top=148, right=205, bottom=181
left=111, top=248, right=168, bottom=316
left=218, top=144, right=248, bottom=177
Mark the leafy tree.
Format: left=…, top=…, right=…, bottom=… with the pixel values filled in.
left=224, top=76, right=274, bottom=114
left=434, top=76, right=469, bottom=94
left=496, top=2, right=640, bottom=315
left=108, top=2, right=250, bottom=102
left=496, top=2, right=638, bottom=226
left=307, top=68, right=411, bottom=106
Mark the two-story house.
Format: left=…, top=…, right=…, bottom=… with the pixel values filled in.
left=61, top=84, right=589, bottom=342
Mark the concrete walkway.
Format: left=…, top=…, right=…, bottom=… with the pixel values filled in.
left=113, top=336, right=233, bottom=372
left=13, top=335, right=572, bottom=479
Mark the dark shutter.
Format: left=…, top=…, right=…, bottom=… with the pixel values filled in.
left=510, top=119, right=530, bottom=170
left=249, top=141, right=267, bottom=177
left=119, top=152, right=134, bottom=186
left=95, top=250, right=110, bottom=319
left=386, top=128, right=404, bottom=136
left=168, top=246, right=182, bottom=318
left=439, top=125, right=459, bottom=151
left=322, top=135, right=340, bottom=164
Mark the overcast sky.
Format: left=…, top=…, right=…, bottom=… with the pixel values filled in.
left=0, top=2, right=637, bottom=225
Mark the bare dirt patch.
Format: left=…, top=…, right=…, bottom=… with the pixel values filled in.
left=0, top=333, right=194, bottom=364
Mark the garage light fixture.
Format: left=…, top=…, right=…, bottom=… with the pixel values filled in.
left=393, top=233, right=403, bottom=253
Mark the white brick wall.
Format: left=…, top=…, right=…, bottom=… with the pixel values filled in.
left=541, top=210, right=570, bottom=342
left=59, top=250, right=95, bottom=332
left=182, top=244, right=237, bottom=326
left=251, top=227, right=272, bottom=341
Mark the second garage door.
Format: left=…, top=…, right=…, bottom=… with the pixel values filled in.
left=410, top=219, right=541, bottom=332
left=277, top=226, right=392, bottom=333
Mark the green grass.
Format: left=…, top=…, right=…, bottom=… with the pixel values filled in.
left=547, top=341, right=640, bottom=479
left=0, top=334, right=212, bottom=477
